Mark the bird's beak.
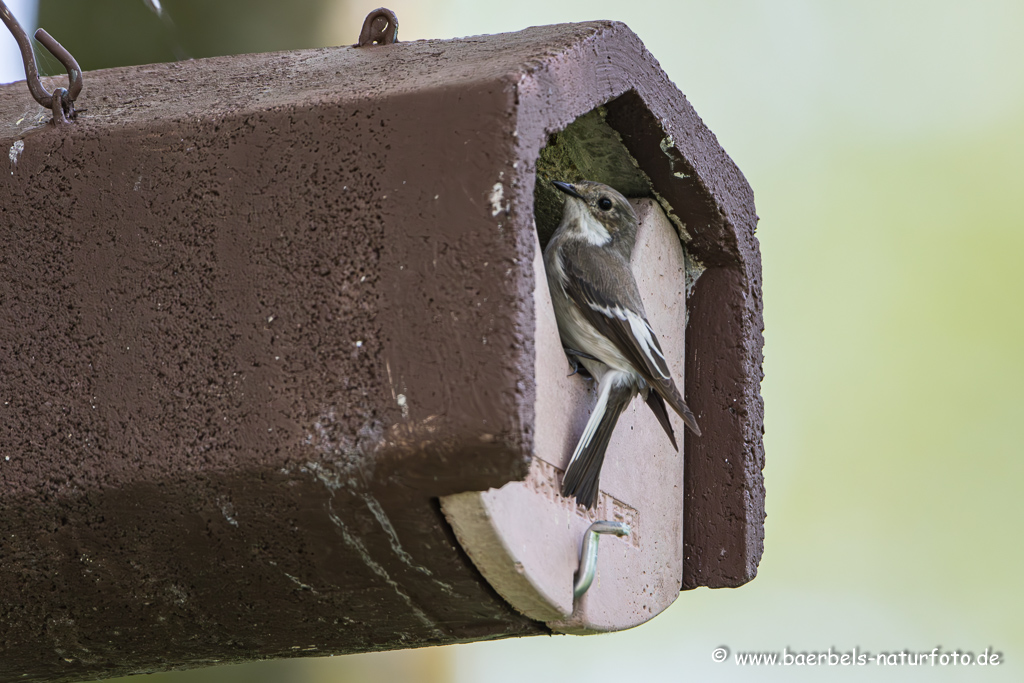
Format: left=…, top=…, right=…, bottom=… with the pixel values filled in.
left=552, top=180, right=584, bottom=200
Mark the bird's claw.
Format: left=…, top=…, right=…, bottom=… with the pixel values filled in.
left=564, top=348, right=595, bottom=380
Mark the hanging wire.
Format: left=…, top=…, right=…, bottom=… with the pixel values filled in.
left=142, top=0, right=188, bottom=60
left=0, top=0, right=82, bottom=124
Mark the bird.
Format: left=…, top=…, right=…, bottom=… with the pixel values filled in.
left=543, top=179, right=701, bottom=509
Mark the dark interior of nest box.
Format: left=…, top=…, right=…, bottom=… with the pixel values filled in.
left=533, top=103, right=656, bottom=250
left=533, top=99, right=703, bottom=298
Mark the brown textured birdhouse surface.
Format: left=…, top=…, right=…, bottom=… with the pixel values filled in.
left=0, top=20, right=763, bottom=681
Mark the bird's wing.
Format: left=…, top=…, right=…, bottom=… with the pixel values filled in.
left=561, top=248, right=701, bottom=436
left=562, top=249, right=672, bottom=382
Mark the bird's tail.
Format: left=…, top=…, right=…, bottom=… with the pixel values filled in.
left=561, top=372, right=634, bottom=509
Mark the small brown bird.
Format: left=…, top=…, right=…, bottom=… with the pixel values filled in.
left=544, top=180, right=700, bottom=508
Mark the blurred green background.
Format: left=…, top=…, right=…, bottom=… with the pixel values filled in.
left=12, top=0, right=1024, bottom=680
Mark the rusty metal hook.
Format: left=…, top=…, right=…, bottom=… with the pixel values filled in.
left=356, top=7, right=398, bottom=47
left=0, top=1, right=82, bottom=124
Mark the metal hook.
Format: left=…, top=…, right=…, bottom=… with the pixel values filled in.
left=573, top=521, right=630, bottom=600
left=0, top=1, right=82, bottom=124
left=356, top=7, right=399, bottom=47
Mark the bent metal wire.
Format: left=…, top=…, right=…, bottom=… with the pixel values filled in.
left=0, top=0, right=82, bottom=124
left=573, top=521, right=631, bottom=600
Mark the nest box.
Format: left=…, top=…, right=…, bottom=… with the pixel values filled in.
left=0, top=19, right=764, bottom=680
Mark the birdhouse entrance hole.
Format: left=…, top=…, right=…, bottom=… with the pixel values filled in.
left=533, top=101, right=704, bottom=295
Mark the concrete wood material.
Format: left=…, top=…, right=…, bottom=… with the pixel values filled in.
left=442, top=199, right=686, bottom=633
left=0, top=19, right=763, bottom=680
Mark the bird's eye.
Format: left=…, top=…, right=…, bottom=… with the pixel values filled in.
left=597, top=197, right=613, bottom=211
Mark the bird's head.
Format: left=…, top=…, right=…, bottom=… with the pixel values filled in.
left=552, top=180, right=637, bottom=246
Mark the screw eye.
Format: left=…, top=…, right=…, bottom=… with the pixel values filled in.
left=597, top=197, right=613, bottom=211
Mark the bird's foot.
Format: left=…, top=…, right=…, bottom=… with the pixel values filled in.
left=564, top=348, right=596, bottom=380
